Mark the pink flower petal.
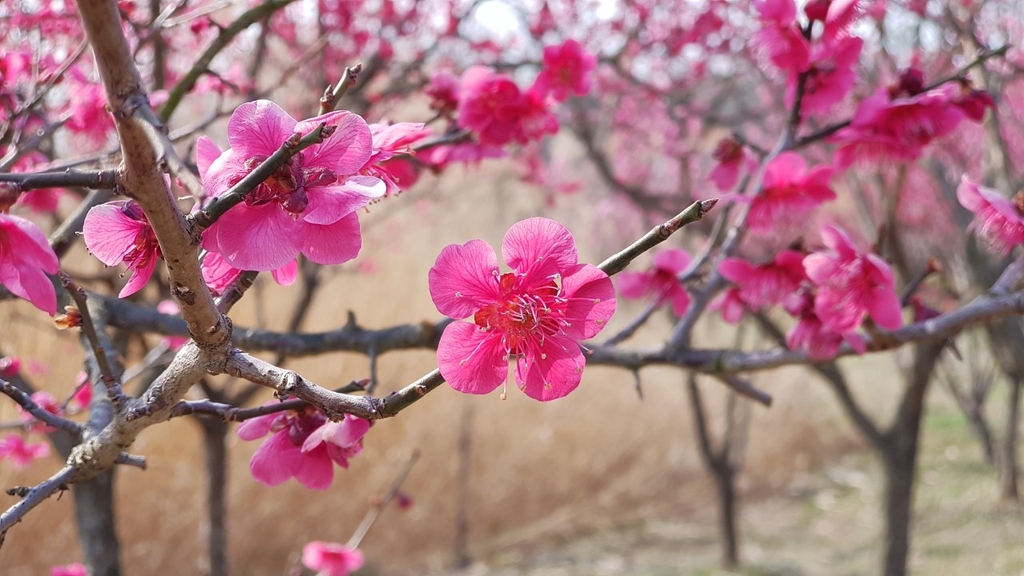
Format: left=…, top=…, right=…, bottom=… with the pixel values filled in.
left=295, top=213, right=362, bottom=265
left=803, top=253, right=837, bottom=285
left=82, top=203, right=144, bottom=266
left=437, top=322, right=508, bottom=395
left=211, top=203, right=299, bottom=271
left=865, top=286, right=903, bottom=330
left=0, top=258, right=57, bottom=316
left=501, top=217, right=578, bottom=281
left=429, top=239, right=501, bottom=319
left=560, top=263, right=616, bottom=340
left=668, top=285, right=692, bottom=317
left=196, top=136, right=223, bottom=180
left=515, top=335, right=585, bottom=401
left=294, top=445, right=334, bottom=490
left=302, top=177, right=384, bottom=225
left=118, top=253, right=157, bottom=298
left=296, top=111, right=374, bottom=175
left=616, top=271, right=651, bottom=299
left=719, top=258, right=756, bottom=284
left=248, top=430, right=302, bottom=486
left=227, top=100, right=298, bottom=159
left=652, top=248, right=691, bottom=274
left=236, top=412, right=278, bottom=440
left=272, top=260, right=298, bottom=286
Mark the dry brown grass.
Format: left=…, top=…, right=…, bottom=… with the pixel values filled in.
left=0, top=164, right=877, bottom=575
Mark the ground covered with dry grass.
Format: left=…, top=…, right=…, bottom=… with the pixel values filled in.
left=455, top=402, right=1024, bottom=576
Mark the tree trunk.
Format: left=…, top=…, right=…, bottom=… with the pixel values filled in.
left=72, top=470, right=121, bottom=576
left=880, top=444, right=917, bottom=576
left=1000, top=377, right=1021, bottom=500
left=714, top=464, right=739, bottom=569
left=199, top=417, right=229, bottom=576
left=879, top=341, right=944, bottom=576
left=686, top=375, right=743, bottom=568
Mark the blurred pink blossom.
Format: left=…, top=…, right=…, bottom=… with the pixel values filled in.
left=956, top=176, right=1024, bottom=254
left=804, top=225, right=903, bottom=334
left=746, top=152, right=835, bottom=234
left=533, top=39, right=597, bottom=102
left=0, top=434, right=49, bottom=467
left=616, top=248, right=692, bottom=316
left=718, top=250, right=806, bottom=309
left=302, top=541, right=364, bottom=576
left=50, top=563, right=87, bottom=576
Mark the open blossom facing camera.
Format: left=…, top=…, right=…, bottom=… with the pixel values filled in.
left=199, top=100, right=385, bottom=272
left=533, top=39, right=597, bottom=102
left=429, top=218, right=616, bottom=401
left=0, top=213, right=59, bottom=314
left=237, top=406, right=371, bottom=490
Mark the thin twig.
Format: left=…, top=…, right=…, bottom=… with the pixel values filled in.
left=0, top=465, right=74, bottom=536
left=346, top=451, right=420, bottom=549
left=188, top=123, right=336, bottom=232
left=598, top=199, right=718, bottom=276
left=59, top=274, right=125, bottom=403
left=0, top=380, right=84, bottom=436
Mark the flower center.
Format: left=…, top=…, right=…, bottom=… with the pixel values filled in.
left=283, top=407, right=327, bottom=447
left=473, top=272, right=568, bottom=355
left=242, top=156, right=338, bottom=216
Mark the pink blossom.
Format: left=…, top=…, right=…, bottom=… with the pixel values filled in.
left=362, top=122, right=431, bottom=196
left=63, top=83, right=112, bottom=144
left=302, top=541, right=364, bottom=576
left=0, top=213, right=60, bottom=315
left=789, top=36, right=863, bottom=115
left=0, top=356, right=20, bottom=377
left=83, top=200, right=161, bottom=298
left=456, top=67, right=557, bottom=147
left=804, top=225, right=903, bottom=334
left=50, top=563, right=88, bottom=576
left=533, top=39, right=597, bottom=102
left=68, top=372, right=92, bottom=413
left=157, top=300, right=189, bottom=350
left=956, top=176, right=1024, bottom=254
left=709, top=287, right=747, bottom=324
left=746, top=152, right=835, bottom=234
left=457, top=66, right=524, bottom=146
left=426, top=69, right=460, bottom=113
left=616, top=248, right=692, bottom=316
left=785, top=289, right=865, bottom=358
left=517, top=88, right=560, bottom=143
left=419, top=142, right=506, bottom=168
left=237, top=406, right=370, bottom=490
left=753, top=0, right=809, bottom=74
left=20, top=391, right=61, bottom=432
left=11, top=153, right=64, bottom=213
left=0, top=434, right=49, bottom=467
left=718, top=250, right=806, bottom=309
left=200, top=100, right=384, bottom=272
left=428, top=218, right=616, bottom=401
left=709, top=137, right=758, bottom=192
left=832, top=71, right=975, bottom=167
left=200, top=250, right=297, bottom=296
